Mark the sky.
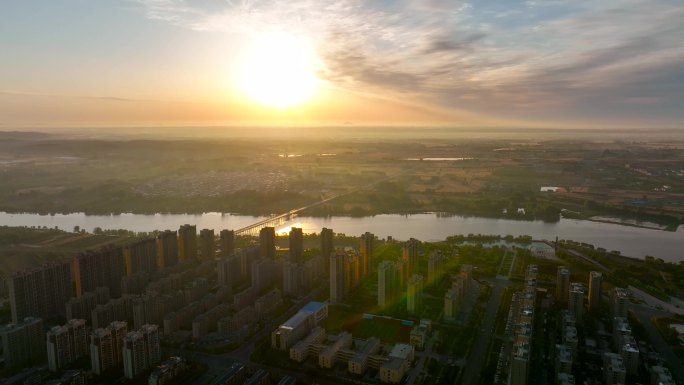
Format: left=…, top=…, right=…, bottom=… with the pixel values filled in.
left=1, top=0, right=683, bottom=128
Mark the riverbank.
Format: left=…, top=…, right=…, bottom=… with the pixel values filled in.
left=1, top=212, right=682, bottom=262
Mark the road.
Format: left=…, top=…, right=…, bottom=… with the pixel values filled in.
left=406, top=332, right=438, bottom=385
left=460, top=279, right=511, bottom=385
left=629, top=285, right=684, bottom=315
left=563, top=248, right=609, bottom=272
left=629, top=304, right=684, bottom=384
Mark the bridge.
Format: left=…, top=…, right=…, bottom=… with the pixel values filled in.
left=233, top=166, right=414, bottom=236
left=234, top=212, right=296, bottom=236
left=234, top=191, right=348, bottom=236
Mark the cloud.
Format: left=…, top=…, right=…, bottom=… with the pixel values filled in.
left=131, top=0, right=684, bottom=123
left=422, top=32, right=488, bottom=54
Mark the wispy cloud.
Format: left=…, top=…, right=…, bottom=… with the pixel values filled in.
left=131, top=0, right=684, bottom=122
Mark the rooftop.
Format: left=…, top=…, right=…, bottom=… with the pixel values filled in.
left=212, top=363, right=245, bottom=385
left=570, top=282, right=584, bottom=293
left=382, top=357, right=405, bottom=370
left=244, top=370, right=269, bottom=385
left=281, top=311, right=312, bottom=330
left=301, top=301, right=326, bottom=313
left=389, top=343, right=413, bottom=360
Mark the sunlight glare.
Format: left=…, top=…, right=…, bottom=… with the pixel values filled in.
left=239, top=31, right=317, bottom=108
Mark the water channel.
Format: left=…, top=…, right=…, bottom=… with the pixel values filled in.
left=1, top=212, right=681, bottom=262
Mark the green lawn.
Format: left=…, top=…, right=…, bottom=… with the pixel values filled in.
left=352, top=319, right=402, bottom=342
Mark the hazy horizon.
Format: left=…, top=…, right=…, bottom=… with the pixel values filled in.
left=2, top=1, right=684, bottom=129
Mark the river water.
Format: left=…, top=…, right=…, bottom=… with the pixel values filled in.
left=0, top=212, right=681, bottom=262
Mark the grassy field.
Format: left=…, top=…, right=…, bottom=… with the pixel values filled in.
left=324, top=305, right=410, bottom=343
left=2, top=133, right=682, bottom=223
left=352, top=319, right=406, bottom=343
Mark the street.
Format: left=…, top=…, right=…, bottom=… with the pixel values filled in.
left=459, top=278, right=511, bottom=385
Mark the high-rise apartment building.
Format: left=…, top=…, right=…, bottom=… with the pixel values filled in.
left=443, top=289, right=458, bottom=321
left=611, top=288, right=629, bottom=318
left=321, top=228, right=334, bottom=259
left=122, top=324, right=160, bottom=379
left=220, top=229, right=235, bottom=257
left=427, top=252, right=445, bottom=283
left=0, top=317, right=44, bottom=371
left=395, top=259, right=408, bottom=289
left=568, top=282, right=585, bottom=320
left=123, top=238, right=157, bottom=276
left=588, top=271, right=602, bottom=311
left=320, top=228, right=333, bottom=275
left=90, top=320, right=129, bottom=375
left=142, top=324, right=160, bottom=363
left=289, top=227, right=304, bottom=264
left=556, top=266, right=570, bottom=303
left=217, top=254, right=240, bottom=288
left=407, top=275, right=424, bottom=315
left=47, top=319, right=88, bottom=372
left=178, top=224, right=197, bottom=261
left=378, top=261, right=397, bottom=308
left=283, top=261, right=303, bottom=297
left=46, top=325, right=70, bottom=372
left=510, top=342, right=531, bottom=385
left=8, top=261, right=72, bottom=323
left=92, top=304, right=115, bottom=330
left=330, top=252, right=346, bottom=303
left=155, top=230, right=178, bottom=268
left=251, top=257, right=273, bottom=293
left=73, top=246, right=126, bottom=298
left=259, top=227, right=276, bottom=259
left=343, top=254, right=360, bottom=295
left=122, top=331, right=146, bottom=379
left=132, top=295, right=164, bottom=330
left=402, top=238, right=420, bottom=276
left=90, top=327, right=114, bottom=375
left=459, top=265, right=473, bottom=290
left=603, top=352, right=627, bottom=385
left=360, top=232, right=374, bottom=275
left=109, top=321, right=128, bottom=366
left=199, top=228, right=215, bottom=260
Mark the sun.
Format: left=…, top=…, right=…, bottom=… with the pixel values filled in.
left=238, top=31, right=317, bottom=108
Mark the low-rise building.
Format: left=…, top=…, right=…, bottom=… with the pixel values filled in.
left=409, top=322, right=429, bottom=350
left=290, top=327, right=326, bottom=362
left=318, top=332, right=352, bottom=368
left=271, top=302, right=327, bottom=350
left=348, top=337, right=381, bottom=375
left=379, top=344, right=414, bottom=384
left=148, top=356, right=188, bottom=385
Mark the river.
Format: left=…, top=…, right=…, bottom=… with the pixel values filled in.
left=0, top=212, right=681, bottom=262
